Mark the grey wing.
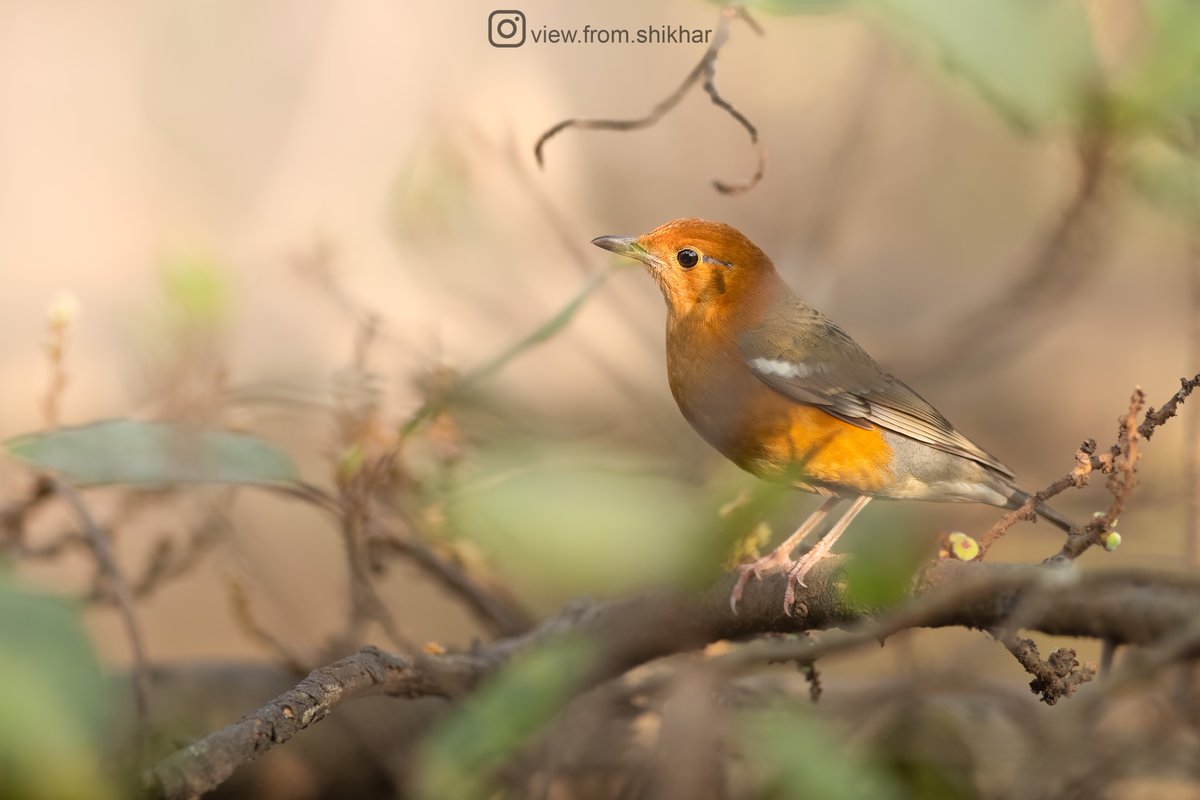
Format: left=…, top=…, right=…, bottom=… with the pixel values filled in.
left=738, top=303, right=1014, bottom=478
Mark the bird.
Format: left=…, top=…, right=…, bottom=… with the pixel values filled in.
left=591, top=218, right=1073, bottom=614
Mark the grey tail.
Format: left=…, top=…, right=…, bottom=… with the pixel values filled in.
left=1007, top=489, right=1074, bottom=533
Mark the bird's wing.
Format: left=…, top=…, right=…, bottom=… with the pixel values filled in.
left=738, top=299, right=1014, bottom=477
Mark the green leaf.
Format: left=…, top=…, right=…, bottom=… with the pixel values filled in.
left=741, top=708, right=903, bottom=800
left=448, top=441, right=733, bottom=596
left=870, top=0, right=1097, bottom=131
left=415, top=637, right=595, bottom=800
left=4, top=419, right=299, bottom=487
left=840, top=518, right=934, bottom=610
left=0, top=578, right=115, bottom=800
left=1109, top=0, right=1200, bottom=133
left=1126, top=138, right=1200, bottom=216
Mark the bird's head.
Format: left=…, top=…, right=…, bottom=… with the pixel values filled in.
left=592, top=218, right=776, bottom=317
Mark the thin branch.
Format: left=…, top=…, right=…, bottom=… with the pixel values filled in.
left=226, top=577, right=309, bottom=676
left=534, top=7, right=764, bottom=195
left=49, top=479, right=151, bottom=732
left=0, top=475, right=54, bottom=552
left=976, top=441, right=1095, bottom=558
left=968, top=377, right=1197, bottom=561
left=375, top=525, right=535, bottom=637
left=1048, top=387, right=1148, bottom=563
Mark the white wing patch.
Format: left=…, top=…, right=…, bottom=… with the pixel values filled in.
left=750, top=357, right=826, bottom=380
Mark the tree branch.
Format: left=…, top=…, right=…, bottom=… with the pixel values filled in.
left=143, top=558, right=1200, bottom=799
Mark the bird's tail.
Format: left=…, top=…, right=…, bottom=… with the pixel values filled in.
left=1006, top=489, right=1074, bottom=533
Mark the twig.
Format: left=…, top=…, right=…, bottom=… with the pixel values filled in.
left=976, top=441, right=1095, bottom=558
left=399, top=269, right=614, bottom=440
left=375, top=526, right=535, bottom=637
left=1049, top=387, right=1150, bottom=563
left=988, top=629, right=1096, bottom=705
left=49, top=478, right=151, bottom=731
left=966, top=378, right=1197, bottom=563
left=1139, top=373, right=1200, bottom=441
left=0, top=476, right=54, bottom=551
left=534, top=7, right=764, bottom=195
left=227, top=577, right=309, bottom=676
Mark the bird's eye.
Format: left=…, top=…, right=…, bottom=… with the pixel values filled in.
left=676, top=248, right=699, bottom=268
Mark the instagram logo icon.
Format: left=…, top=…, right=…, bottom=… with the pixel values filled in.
left=488, top=10, right=526, bottom=47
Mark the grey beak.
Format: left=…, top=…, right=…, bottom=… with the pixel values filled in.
left=592, top=235, right=659, bottom=269
left=591, top=235, right=638, bottom=256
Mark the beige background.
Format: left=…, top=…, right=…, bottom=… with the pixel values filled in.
left=0, top=1, right=1191, bottom=684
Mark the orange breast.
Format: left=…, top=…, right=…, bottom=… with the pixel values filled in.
left=746, top=403, right=894, bottom=494
left=665, top=300, right=893, bottom=496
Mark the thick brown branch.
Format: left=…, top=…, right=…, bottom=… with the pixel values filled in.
left=144, top=559, right=1200, bottom=799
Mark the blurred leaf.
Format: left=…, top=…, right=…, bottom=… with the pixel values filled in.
left=161, top=255, right=232, bottom=331
left=449, top=442, right=725, bottom=595
left=738, top=0, right=857, bottom=13
left=402, top=268, right=620, bottom=438
left=840, top=519, right=934, bottom=609
left=4, top=419, right=299, bottom=487
left=1110, top=0, right=1200, bottom=133
left=871, top=0, right=1096, bottom=131
left=416, top=637, right=595, bottom=799
left=0, top=578, right=115, bottom=800
left=747, top=0, right=1097, bottom=131
left=459, top=268, right=617, bottom=392
left=741, top=708, right=903, bottom=800
left=1127, top=138, right=1200, bottom=216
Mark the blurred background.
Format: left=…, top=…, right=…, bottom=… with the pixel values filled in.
left=2, top=0, right=1199, bottom=797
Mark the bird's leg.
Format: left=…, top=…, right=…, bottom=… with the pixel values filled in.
left=729, top=496, right=841, bottom=613
left=782, top=494, right=873, bottom=613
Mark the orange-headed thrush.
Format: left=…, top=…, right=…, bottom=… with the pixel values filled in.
left=592, top=218, right=1073, bottom=613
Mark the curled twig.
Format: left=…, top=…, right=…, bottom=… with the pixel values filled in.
left=534, top=7, right=764, bottom=195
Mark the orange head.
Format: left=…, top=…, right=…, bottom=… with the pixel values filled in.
left=592, top=218, right=778, bottom=318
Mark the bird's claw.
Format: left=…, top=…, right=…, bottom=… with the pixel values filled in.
left=729, top=562, right=765, bottom=614
left=729, top=552, right=798, bottom=614
left=730, top=549, right=824, bottom=616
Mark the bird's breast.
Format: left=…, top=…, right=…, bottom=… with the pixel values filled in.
left=665, top=322, right=893, bottom=495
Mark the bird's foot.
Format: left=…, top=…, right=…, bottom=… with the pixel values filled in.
left=781, top=550, right=827, bottom=614
left=729, top=547, right=798, bottom=614
left=730, top=545, right=835, bottom=616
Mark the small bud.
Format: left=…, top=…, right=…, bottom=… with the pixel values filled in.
left=1104, top=531, right=1122, bottom=552
left=1092, top=511, right=1105, bottom=520
left=46, top=291, right=81, bottom=328
left=948, top=531, right=980, bottom=561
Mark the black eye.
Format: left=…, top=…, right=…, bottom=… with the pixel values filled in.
left=676, top=248, right=699, bottom=268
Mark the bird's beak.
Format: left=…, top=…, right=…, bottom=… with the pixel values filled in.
left=591, top=235, right=659, bottom=269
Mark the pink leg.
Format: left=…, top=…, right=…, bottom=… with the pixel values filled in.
left=782, top=495, right=873, bottom=612
left=729, top=496, right=841, bottom=613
